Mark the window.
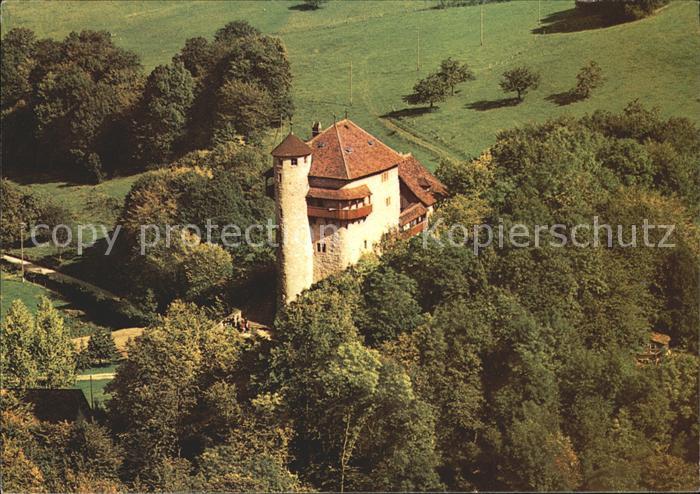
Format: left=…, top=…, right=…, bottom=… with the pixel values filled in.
left=364, top=240, right=368, bottom=249
left=385, top=196, right=391, bottom=206
left=381, top=171, right=389, bottom=182
left=316, top=242, right=327, bottom=253
left=291, top=158, right=298, bottom=166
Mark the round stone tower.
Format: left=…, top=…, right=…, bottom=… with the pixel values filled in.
left=271, top=133, right=314, bottom=305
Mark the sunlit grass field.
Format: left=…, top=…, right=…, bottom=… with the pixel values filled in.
left=74, top=377, right=113, bottom=406
left=4, top=0, right=698, bottom=170
left=0, top=271, right=69, bottom=318
left=0, top=270, right=107, bottom=336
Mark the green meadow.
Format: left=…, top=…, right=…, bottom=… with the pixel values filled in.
left=0, top=271, right=69, bottom=319
left=74, top=377, right=113, bottom=406
left=5, top=174, right=143, bottom=264
left=1, top=271, right=109, bottom=336
left=4, top=0, right=698, bottom=170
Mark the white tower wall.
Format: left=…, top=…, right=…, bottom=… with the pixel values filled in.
left=275, top=154, right=314, bottom=305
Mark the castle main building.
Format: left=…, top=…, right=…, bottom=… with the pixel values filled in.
left=266, top=119, right=446, bottom=304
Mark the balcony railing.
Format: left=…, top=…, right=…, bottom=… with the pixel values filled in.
left=307, top=204, right=372, bottom=221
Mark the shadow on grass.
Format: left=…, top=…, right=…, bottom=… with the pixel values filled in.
left=545, top=91, right=580, bottom=106
left=466, top=98, right=519, bottom=112
left=381, top=107, right=435, bottom=118
left=288, top=3, right=318, bottom=11
left=533, top=8, right=620, bottom=34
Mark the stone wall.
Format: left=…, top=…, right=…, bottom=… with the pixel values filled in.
left=275, top=154, right=314, bottom=304
left=310, top=166, right=401, bottom=282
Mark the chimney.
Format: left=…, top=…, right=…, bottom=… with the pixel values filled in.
left=312, top=121, right=322, bottom=137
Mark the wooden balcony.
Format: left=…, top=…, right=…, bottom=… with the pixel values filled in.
left=307, top=204, right=372, bottom=221
left=399, top=221, right=427, bottom=239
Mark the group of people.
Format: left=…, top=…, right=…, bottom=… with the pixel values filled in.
left=228, top=312, right=252, bottom=333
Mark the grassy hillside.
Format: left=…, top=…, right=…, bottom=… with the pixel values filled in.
left=6, top=174, right=143, bottom=264
left=3, top=0, right=698, bottom=169
left=0, top=271, right=107, bottom=336
left=0, top=271, right=70, bottom=318
left=23, top=175, right=140, bottom=224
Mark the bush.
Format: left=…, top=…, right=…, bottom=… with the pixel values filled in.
left=85, top=328, right=119, bottom=366
left=573, top=61, right=605, bottom=100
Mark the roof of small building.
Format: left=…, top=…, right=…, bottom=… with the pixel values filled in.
left=307, top=119, right=404, bottom=180
left=398, top=155, right=448, bottom=207
left=650, top=332, right=671, bottom=345
left=271, top=132, right=312, bottom=157
left=308, top=184, right=371, bottom=201
left=21, top=388, right=92, bottom=423
left=399, top=202, right=428, bottom=226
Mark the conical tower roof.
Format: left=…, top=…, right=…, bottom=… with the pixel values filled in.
left=271, top=132, right=312, bottom=157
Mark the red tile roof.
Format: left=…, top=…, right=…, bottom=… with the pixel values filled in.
left=271, top=133, right=312, bottom=157
left=307, top=119, right=404, bottom=180
left=398, top=155, right=447, bottom=207
left=399, top=202, right=428, bottom=226
left=307, top=185, right=371, bottom=201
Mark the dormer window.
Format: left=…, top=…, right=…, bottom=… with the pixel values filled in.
left=291, top=158, right=298, bottom=166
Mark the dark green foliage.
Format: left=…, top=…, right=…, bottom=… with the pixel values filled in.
left=1, top=28, right=36, bottom=110
left=2, top=29, right=143, bottom=182
left=435, top=0, right=512, bottom=8
left=1, top=390, right=125, bottom=492
left=356, top=265, right=424, bottom=345
left=582, top=100, right=700, bottom=207
left=178, top=20, right=293, bottom=148
left=302, top=0, right=329, bottom=10
left=499, top=66, right=541, bottom=101
left=85, top=328, right=119, bottom=366
left=132, top=61, right=195, bottom=167
left=375, top=104, right=698, bottom=490
left=575, top=0, right=670, bottom=21
left=385, top=236, right=490, bottom=311
left=573, top=60, right=605, bottom=99
left=214, top=79, right=275, bottom=143
left=403, top=72, right=450, bottom=108
left=0, top=179, right=43, bottom=245
left=106, top=301, right=302, bottom=490
left=2, top=21, right=293, bottom=182
left=269, top=275, right=443, bottom=491
left=438, top=57, right=475, bottom=95
left=113, top=143, right=273, bottom=308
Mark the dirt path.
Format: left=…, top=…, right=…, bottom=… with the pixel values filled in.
left=379, top=115, right=463, bottom=164
left=72, top=317, right=270, bottom=358
left=1, top=254, right=121, bottom=302
left=72, top=327, right=145, bottom=356
left=353, top=55, right=464, bottom=165
left=75, top=373, right=115, bottom=381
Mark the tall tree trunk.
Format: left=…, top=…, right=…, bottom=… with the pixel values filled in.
left=340, top=412, right=351, bottom=493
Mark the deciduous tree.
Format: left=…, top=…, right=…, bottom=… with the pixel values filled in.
left=573, top=60, right=605, bottom=100
left=133, top=61, right=194, bottom=167
left=403, top=72, right=450, bottom=108
left=34, top=297, right=76, bottom=388
left=1, top=300, right=39, bottom=388
left=499, top=66, right=540, bottom=101
left=438, top=57, right=475, bottom=95
left=86, top=329, right=119, bottom=366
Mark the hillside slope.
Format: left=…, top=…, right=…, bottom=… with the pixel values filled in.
left=3, top=0, right=698, bottom=168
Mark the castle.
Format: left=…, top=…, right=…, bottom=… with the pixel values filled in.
left=266, top=119, right=446, bottom=304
